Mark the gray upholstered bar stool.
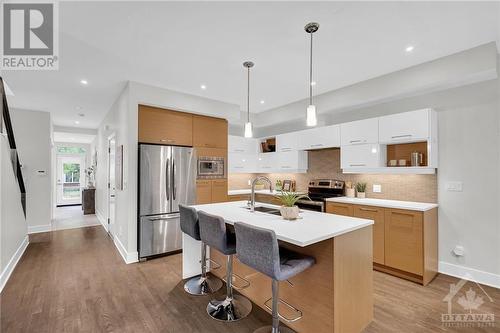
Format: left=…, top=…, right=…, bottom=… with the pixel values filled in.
left=198, top=211, right=252, bottom=322
left=179, top=204, right=222, bottom=296
left=234, top=222, right=315, bottom=333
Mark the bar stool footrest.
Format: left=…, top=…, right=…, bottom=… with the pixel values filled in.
left=263, top=297, right=303, bottom=323
left=222, top=272, right=251, bottom=290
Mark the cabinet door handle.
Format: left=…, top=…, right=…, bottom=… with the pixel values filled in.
left=280, top=148, right=292, bottom=152
left=281, top=166, right=291, bottom=169
left=160, top=139, right=174, bottom=143
left=234, top=149, right=245, bottom=152
left=311, top=143, right=324, bottom=147
left=349, top=140, right=362, bottom=143
left=349, top=163, right=366, bottom=167
left=360, top=207, right=378, bottom=212
left=391, top=134, right=412, bottom=139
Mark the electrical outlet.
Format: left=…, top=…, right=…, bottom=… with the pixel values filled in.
left=446, top=181, right=463, bottom=192
left=247, top=179, right=251, bottom=186
left=373, top=184, right=382, bottom=193
left=453, top=245, right=465, bottom=256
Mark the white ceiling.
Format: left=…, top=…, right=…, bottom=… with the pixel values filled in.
left=4, top=1, right=499, bottom=129
left=53, top=131, right=95, bottom=144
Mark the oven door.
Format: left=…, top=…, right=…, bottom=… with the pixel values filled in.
left=297, top=199, right=324, bottom=212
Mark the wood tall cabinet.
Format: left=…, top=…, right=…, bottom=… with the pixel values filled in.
left=137, top=105, right=229, bottom=205
left=326, top=202, right=438, bottom=285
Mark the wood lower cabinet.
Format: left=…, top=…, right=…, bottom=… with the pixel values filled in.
left=384, top=208, right=423, bottom=276
left=325, top=201, right=438, bottom=285
left=196, top=179, right=228, bottom=204
left=211, top=179, right=228, bottom=203
left=325, top=202, right=354, bottom=216
left=228, top=194, right=250, bottom=202
left=138, top=105, right=193, bottom=146
left=353, top=205, right=385, bottom=265
left=193, top=115, right=228, bottom=149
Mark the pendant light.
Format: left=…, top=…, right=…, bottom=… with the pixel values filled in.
left=243, top=61, right=254, bottom=138
left=305, top=22, right=319, bottom=127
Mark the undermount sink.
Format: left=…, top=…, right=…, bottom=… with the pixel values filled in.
left=244, top=206, right=282, bottom=216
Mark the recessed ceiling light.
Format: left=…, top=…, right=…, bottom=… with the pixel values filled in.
left=260, top=100, right=265, bottom=104
left=80, top=79, right=88, bottom=85
left=200, top=84, right=207, bottom=90
left=405, top=45, right=415, bottom=53
left=78, top=113, right=85, bottom=117
left=70, top=137, right=75, bottom=141
left=311, top=81, right=316, bottom=86
left=74, top=120, right=80, bottom=125
left=75, top=106, right=82, bottom=110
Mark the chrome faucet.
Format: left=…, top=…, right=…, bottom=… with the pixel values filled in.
left=250, top=176, right=273, bottom=212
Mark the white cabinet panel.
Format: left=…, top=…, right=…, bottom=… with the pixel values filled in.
left=257, top=153, right=278, bottom=172
left=297, top=125, right=340, bottom=150
left=276, top=132, right=298, bottom=152
left=341, top=118, right=378, bottom=146
left=228, top=135, right=258, bottom=154
left=379, top=109, right=430, bottom=143
left=341, top=144, right=385, bottom=169
left=228, top=152, right=257, bottom=173
left=278, top=151, right=308, bottom=172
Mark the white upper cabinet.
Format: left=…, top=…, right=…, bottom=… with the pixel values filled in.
left=228, top=135, right=258, bottom=154
left=276, top=132, right=298, bottom=152
left=257, top=153, right=278, bottom=172
left=341, top=118, right=378, bottom=146
left=379, top=109, right=431, bottom=143
left=297, top=124, right=340, bottom=150
left=228, top=152, right=257, bottom=174
left=341, top=144, right=386, bottom=169
left=278, top=151, right=308, bottom=172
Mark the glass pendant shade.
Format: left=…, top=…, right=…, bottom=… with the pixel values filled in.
left=306, top=105, right=317, bottom=127
left=244, top=121, right=253, bottom=138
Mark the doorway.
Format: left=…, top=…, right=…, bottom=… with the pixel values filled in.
left=56, top=155, right=86, bottom=206
left=107, top=135, right=116, bottom=237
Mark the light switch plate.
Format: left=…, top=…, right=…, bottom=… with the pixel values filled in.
left=373, top=184, right=382, bottom=193
left=446, top=181, right=463, bottom=192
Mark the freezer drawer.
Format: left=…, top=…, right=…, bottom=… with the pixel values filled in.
left=140, top=213, right=182, bottom=258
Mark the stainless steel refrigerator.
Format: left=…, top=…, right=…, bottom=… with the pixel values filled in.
left=139, top=144, right=196, bottom=259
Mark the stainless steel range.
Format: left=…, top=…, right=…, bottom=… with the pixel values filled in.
left=297, top=179, right=345, bottom=212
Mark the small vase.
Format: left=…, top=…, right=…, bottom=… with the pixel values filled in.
left=346, top=188, right=355, bottom=198
left=280, top=206, right=300, bottom=220
left=357, top=192, right=366, bottom=199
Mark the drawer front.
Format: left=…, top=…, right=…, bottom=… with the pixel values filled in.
left=325, top=202, right=353, bottom=216
left=353, top=205, right=385, bottom=265
left=384, top=208, right=423, bottom=275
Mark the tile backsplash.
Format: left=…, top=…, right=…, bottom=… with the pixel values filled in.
left=228, top=148, right=437, bottom=203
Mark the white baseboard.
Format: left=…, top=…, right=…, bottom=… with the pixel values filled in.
left=28, top=224, right=52, bottom=234
left=113, top=235, right=138, bottom=264
left=0, top=236, right=29, bottom=293
left=439, top=261, right=500, bottom=289
left=95, top=210, right=108, bottom=231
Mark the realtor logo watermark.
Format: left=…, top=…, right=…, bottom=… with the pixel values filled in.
left=442, top=277, right=496, bottom=328
left=1, top=0, right=59, bottom=70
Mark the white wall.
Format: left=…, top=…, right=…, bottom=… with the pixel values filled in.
left=10, top=109, right=53, bottom=233
left=0, top=135, right=28, bottom=292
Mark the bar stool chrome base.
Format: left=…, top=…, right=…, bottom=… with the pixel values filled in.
left=206, top=295, right=252, bottom=322
left=184, top=274, right=223, bottom=296
left=254, top=325, right=295, bottom=333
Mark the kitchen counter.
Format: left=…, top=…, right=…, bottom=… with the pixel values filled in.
left=182, top=200, right=374, bottom=333
left=326, top=196, right=438, bottom=211
left=190, top=200, right=372, bottom=247
left=228, top=189, right=306, bottom=196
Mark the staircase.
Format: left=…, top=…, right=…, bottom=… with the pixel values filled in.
left=0, top=77, right=26, bottom=216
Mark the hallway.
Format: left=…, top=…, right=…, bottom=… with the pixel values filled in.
left=52, top=205, right=100, bottom=231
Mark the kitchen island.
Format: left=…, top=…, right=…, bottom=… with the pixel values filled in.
left=182, top=201, right=374, bottom=333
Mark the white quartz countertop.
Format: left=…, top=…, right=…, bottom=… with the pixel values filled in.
left=325, top=197, right=438, bottom=212
left=228, top=189, right=305, bottom=196
left=190, top=201, right=373, bottom=247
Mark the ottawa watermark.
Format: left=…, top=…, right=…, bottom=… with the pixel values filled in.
left=1, top=0, right=59, bottom=70
left=442, top=277, right=496, bottom=328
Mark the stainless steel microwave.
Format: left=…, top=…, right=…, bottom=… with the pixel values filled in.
left=198, top=157, right=225, bottom=178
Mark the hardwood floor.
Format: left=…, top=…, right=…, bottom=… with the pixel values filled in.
left=1, top=226, right=499, bottom=333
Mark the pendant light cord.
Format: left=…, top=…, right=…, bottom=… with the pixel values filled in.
left=247, top=66, right=250, bottom=123
left=309, top=32, right=313, bottom=105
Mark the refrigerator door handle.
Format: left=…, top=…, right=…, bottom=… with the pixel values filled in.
left=166, top=158, right=170, bottom=201
left=172, top=158, right=176, bottom=200
left=147, top=213, right=179, bottom=222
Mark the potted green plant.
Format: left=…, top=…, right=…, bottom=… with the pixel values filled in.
left=355, top=182, right=367, bottom=198
left=275, top=191, right=310, bottom=220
